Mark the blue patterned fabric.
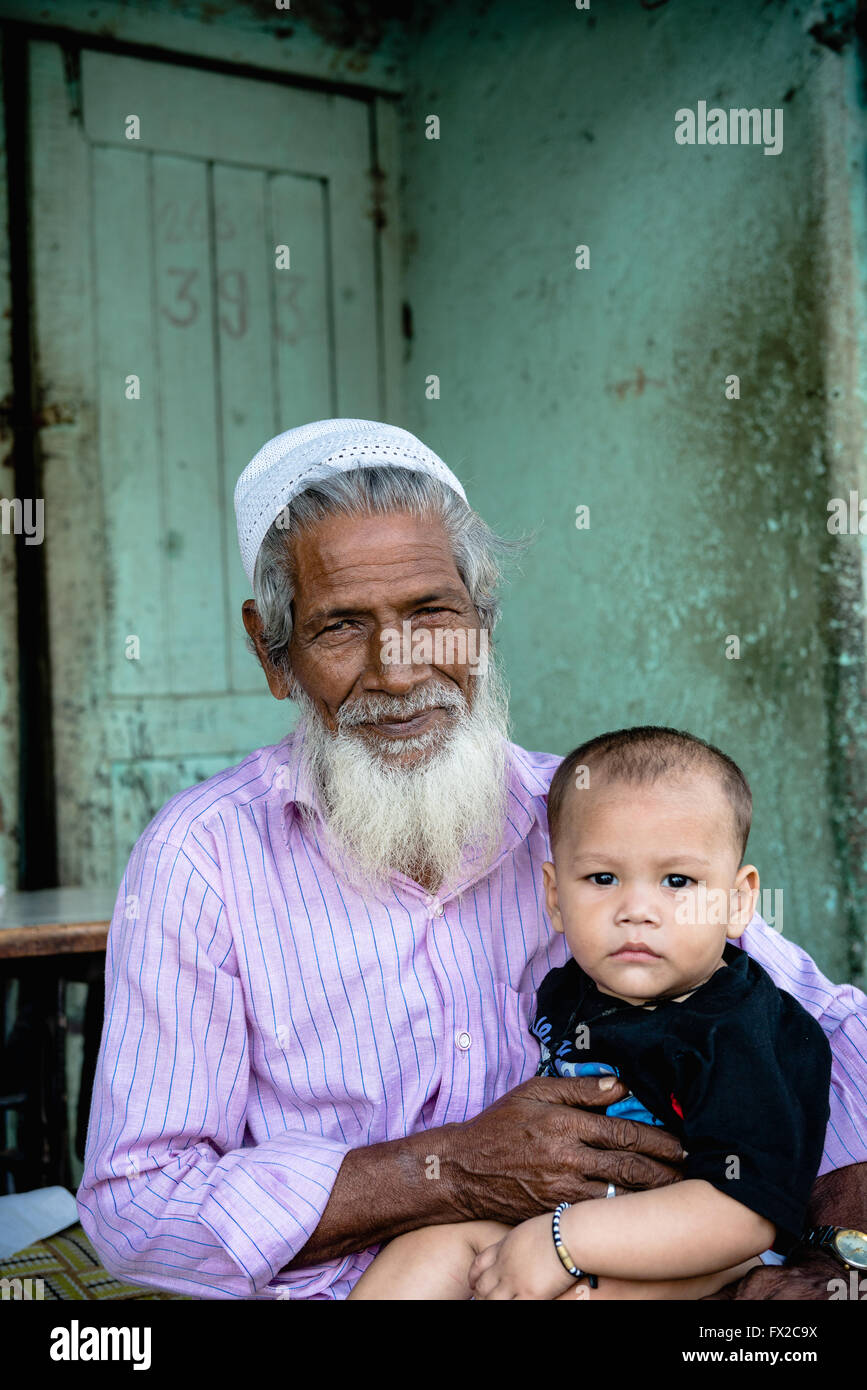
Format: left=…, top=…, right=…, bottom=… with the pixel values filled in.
left=536, top=1050, right=665, bottom=1127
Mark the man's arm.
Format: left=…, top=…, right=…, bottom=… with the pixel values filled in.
left=286, top=1074, right=685, bottom=1268
left=78, top=835, right=360, bottom=1300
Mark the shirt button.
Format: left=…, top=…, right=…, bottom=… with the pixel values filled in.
left=432, top=902, right=444, bottom=917
left=456, top=1030, right=471, bottom=1051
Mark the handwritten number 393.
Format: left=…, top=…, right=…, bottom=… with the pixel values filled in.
left=160, top=268, right=248, bottom=339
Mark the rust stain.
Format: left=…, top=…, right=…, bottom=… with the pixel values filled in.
left=34, top=401, right=78, bottom=428
left=0, top=397, right=79, bottom=439
left=605, top=366, right=667, bottom=400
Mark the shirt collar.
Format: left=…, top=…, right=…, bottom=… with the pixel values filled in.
left=273, top=723, right=324, bottom=820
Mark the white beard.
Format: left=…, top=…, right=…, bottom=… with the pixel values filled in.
left=292, top=660, right=511, bottom=895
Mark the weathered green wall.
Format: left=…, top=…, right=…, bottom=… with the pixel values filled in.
left=2, top=0, right=865, bottom=986
left=398, top=0, right=867, bottom=983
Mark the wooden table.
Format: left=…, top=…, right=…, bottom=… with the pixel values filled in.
left=0, top=889, right=116, bottom=1193
left=0, top=888, right=115, bottom=959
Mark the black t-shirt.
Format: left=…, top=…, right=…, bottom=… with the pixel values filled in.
left=530, top=942, right=832, bottom=1251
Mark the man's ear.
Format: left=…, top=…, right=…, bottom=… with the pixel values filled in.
left=542, top=861, right=565, bottom=934
left=727, top=863, right=760, bottom=938
left=242, top=600, right=294, bottom=700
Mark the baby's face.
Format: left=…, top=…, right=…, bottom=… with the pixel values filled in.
left=543, top=772, right=759, bottom=1005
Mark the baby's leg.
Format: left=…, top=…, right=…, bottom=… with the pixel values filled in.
left=348, top=1220, right=512, bottom=1300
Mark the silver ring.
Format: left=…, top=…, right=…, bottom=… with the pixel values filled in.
left=606, top=1182, right=616, bottom=1199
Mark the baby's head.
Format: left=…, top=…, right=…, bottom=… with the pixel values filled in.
left=544, top=726, right=760, bottom=1005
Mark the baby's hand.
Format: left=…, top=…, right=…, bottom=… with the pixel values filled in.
left=468, top=1212, right=577, bottom=1300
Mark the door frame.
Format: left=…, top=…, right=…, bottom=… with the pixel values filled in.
left=0, top=16, right=404, bottom=890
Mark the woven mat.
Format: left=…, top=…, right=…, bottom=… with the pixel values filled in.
left=0, top=1222, right=190, bottom=1300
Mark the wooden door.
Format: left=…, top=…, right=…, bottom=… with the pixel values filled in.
left=29, top=42, right=400, bottom=885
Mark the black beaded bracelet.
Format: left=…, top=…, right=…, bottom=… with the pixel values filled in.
left=552, top=1201, right=598, bottom=1289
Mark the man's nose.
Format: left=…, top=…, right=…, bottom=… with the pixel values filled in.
left=360, top=626, right=432, bottom=695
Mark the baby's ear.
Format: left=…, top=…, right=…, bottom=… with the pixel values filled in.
left=542, top=861, right=565, bottom=934
left=727, top=864, right=760, bottom=936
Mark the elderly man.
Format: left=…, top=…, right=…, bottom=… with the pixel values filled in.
left=78, top=419, right=867, bottom=1300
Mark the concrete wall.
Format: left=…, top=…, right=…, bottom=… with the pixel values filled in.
left=398, top=0, right=867, bottom=982
left=0, top=0, right=864, bottom=984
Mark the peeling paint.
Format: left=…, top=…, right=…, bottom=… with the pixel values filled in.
left=809, top=0, right=858, bottom=52
left=231, top=0, right=425, bottom=56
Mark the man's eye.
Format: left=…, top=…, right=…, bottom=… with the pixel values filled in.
left=663, top=874, right=693, bottom=889
left=588, top=873, right=617, bottom=886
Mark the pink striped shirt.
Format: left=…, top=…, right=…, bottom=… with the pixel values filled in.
left=77, top=732, right=867, bottom=1299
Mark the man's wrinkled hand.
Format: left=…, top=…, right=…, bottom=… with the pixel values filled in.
left=447, top=1074, right=685, bottom=1225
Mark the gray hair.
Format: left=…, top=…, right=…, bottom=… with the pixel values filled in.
left=250, top=465, right=524, bottom=677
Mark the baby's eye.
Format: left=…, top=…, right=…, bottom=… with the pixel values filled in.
left=587, top=873, right=617, bottom=886
left=662, top=874, right=694, bottom=890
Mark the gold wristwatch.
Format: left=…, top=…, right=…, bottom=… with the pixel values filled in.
left=800, top=1226, right=867, bottom=1271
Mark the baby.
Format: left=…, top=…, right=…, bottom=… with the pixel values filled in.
left=348, top=725, right=832, bottom=1300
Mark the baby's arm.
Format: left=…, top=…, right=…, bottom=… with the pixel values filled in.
left=470, top=1180, right=775, bottom=1299
left=564, top=1179, right=774, bottom=1279
left=349, top=1207, right=766, bottom=1301
left=349, top=1185, right=770, bottom=1300
left=573, top=1257, right=764, bottom=1301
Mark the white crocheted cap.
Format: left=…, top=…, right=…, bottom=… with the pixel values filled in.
left=234, top=418, right=469, bottom=586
